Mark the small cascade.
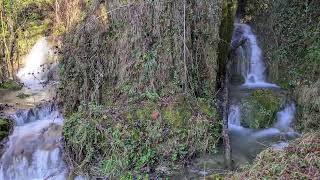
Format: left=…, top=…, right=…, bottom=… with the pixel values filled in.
left=17, top=38, right=54, bottom=90
left=228, top=105, right=243, bottom=131
left=232, top=24, right=278, bottom=88
left=274, top=103, right=296, bottom=131
left=228, top=23, right=299, bottom=162
left=0, top=104, right=67, bottom=180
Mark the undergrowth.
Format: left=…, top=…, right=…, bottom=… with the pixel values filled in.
left=63, top=95, right=221, bottom=178
left=0, top=118, right=12, bottom=141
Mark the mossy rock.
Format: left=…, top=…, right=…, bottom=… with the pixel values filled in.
left=240, top=89, right=286, bottom=129
left=0, top=80, right=23, bottom=91
left=0, top=118, right=12, bottom=141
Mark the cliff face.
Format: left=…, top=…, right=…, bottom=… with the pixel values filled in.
left=58, top=0, right=236, bottom=114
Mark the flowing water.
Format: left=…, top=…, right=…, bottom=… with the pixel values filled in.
left=228, top=24, right=299, bottom=162
left=0, top=38, right=68, bottom=180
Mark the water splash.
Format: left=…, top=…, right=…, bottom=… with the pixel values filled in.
left=17, top=38, right=52, bottom=90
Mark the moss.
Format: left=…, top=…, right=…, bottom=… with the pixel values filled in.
left=217, top=0, right=238, bottom=88
left=240, top=89, right=285, bottom=129
left=162, top=96, right=192, bottom=128
left=0, top=80, right=23, bottom=91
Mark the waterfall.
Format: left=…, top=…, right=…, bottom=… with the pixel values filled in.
left=228, top=24, right=299, bottom=161
left=232, top=24, right=278, bottom=88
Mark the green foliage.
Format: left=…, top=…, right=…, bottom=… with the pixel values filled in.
left=243, top=0, right=270, bottom=17
left=63, top=95, right=221, bottom=178
left=0, top=118, right=11, bottom=141
left=16, top=93, right=31, bottom=99
left=295, top=80, right=320, bottom=131
left=0, top=80, right=22, bottom=90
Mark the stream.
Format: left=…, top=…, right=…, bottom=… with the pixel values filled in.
left=0, top=38, right=68, bottom=179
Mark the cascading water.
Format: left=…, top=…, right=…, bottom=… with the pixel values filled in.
left=0, top=38, right=68, bottom=180
left=0, top=105, right=67, bottom=179
left=228, top=24, right=299, bottom=162
left=17, top=37, right=53, bottom=90
left=232, top=24, right=278, bottom=88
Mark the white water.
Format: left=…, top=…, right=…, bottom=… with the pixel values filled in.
left=17, top=38, right=52, bottom=90
left=0, top=105, right=67, bottom=180
left=233, top=24, right=278, bottom=88
left=0, top=38, right=69, bottom=180
left=228, top=24, right=299, bottom=159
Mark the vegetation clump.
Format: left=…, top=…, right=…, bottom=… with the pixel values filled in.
left=240, top=89, right=285, bottom=129
left=296, top=80, right=320, bottom=131
left=63, top=95, right=221, bottom=178
left=0, top=118, right=12, bottom=141
left=0, top=80, right=22, bottom=91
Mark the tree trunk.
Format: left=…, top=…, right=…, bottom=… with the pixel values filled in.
left=0, top=1, right=9, bottom=82
left=222, top=58, right=232, bottom=169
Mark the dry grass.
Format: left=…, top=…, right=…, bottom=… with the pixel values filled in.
left=296, top=80, right=320, bottom=131
left=228, top=132, right=320, bottom=179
